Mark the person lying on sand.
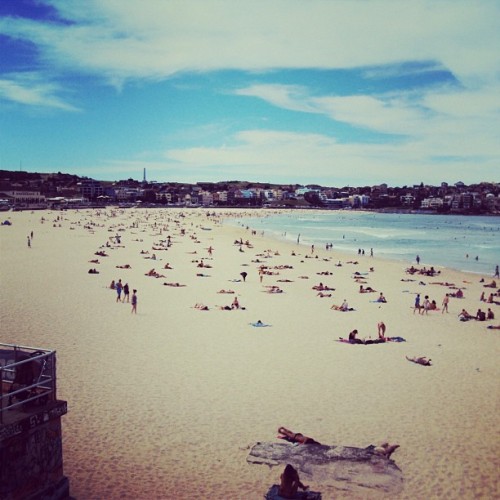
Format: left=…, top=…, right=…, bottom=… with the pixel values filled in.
left=250, top=320, right=271, bottom=327
left=194, top=303, right=209, bottom=310
left=279, top=464, right=309, bottom=499
left=277, top=427, right=321, bottom=445
left=317, top=292, right=332, bottom=298
left=374, top=443, right=400, bottom=459
left=360, top=285, right=376, bottom=293
left=406, top=356, right=432, bottom=366
left=163, top=282, right=185, bottom=287
left=483, top=280, right=497, bottom=288
left=487, top=325, right=500, bottom=330
left=217, top=289, right=235, bottom=294
left=312, top=283, right=334, bottom=291
left=145, top=269, right=165, bottom=278
left=116, top=264, right=131, bottom=269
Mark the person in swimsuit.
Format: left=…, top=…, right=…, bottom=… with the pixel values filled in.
left=277, top=427, right=321, bottom=445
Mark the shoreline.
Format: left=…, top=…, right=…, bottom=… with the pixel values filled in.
left=1, top=208, right=498, bottom=499
left=224, top=210, right=500, bottom=276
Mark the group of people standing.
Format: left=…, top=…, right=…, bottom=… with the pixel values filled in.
left=110, top=278, right=137, bottom=313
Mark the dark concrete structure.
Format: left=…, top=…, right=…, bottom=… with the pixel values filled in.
left=1, top=345, right=70, bottom=500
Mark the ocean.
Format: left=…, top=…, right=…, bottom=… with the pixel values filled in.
left=225, top=211, right=500, bottom=275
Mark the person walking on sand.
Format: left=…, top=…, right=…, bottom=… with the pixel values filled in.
left=131, top=289, right=137, bottom=314
left=413, top=293, right=421, bottom=314
left=442, top=294, right=449, bottom=313
left=123, top=283, right=130, bottom=303
left=421, top=295, right=430, bottom=315
left=495, top=265, right=499, bottom=279
left=416, top=255, right=420, bottom=265
left=116, top=279, right=123, bottom=302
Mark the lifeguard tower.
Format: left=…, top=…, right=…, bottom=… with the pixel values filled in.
left=0, top=343, right=70, bottom=499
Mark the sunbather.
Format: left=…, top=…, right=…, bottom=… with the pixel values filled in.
left=406, top=356, right=432, bottom=366
left=374, top=442, right=400, bottom=459
left=277, top=426, right=321, bottom=445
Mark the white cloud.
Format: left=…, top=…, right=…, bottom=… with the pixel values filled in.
left=235, top=85, right=318, bottom=114
left=157, top=128, right=499, bottom=185
left=0, top=73, right=80, bottom=111
left=1, top=0, right=499, bottom=87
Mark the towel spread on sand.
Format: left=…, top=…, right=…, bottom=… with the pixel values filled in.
left=337, top=337, right=406, bottom=344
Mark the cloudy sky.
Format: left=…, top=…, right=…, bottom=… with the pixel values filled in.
left=1, top=0, right=499, bottom=186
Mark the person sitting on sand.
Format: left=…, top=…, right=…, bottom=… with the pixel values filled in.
left=406, top=356, right=432, bottom=366
left=279, top=464, right=309, bottom=499
left=250, top=320, right=271, bottom=327
left=483, top=280, right=497, bottom=288
left=331, top=300, right=351, bottom=311
left=475, top=309, right=486, bottom=321
left=231, top=297, right=240, bottom=309
left=267, top=286, right=283, bottom=294
left=109, top=280, right=115, bottom=289
left=348, top=329, right=362, bottom=344
left=458, top=308, right=473, bottom=321
left=277, top=427, right=321, bottom=445
left=374, top=443, right=400, bottom=459
left=487, top=308, right=494, bottom=320
left=377, top=292, right=387, bottom=303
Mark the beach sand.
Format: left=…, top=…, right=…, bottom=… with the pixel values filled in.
left=1, top=208, right=498, bottom=499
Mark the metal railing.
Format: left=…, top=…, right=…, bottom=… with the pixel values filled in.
left=0, top=343, right=57, bottom=424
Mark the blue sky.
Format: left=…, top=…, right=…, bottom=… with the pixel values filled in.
left=0, top=0, right=499, bottom=186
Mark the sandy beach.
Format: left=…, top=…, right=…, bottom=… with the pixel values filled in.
left=1, top=208, right=499, bottom=499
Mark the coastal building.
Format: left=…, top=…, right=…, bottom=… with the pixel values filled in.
left=421, top=197, right=444, bottom=209
left=0, top=189, right=46, bottom=207
left=79, top=178, right=104, bottom=200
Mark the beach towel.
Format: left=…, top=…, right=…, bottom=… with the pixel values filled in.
left=248, top=442, right=403, bottom=496
left=336, top=337, right=406, bottom=345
